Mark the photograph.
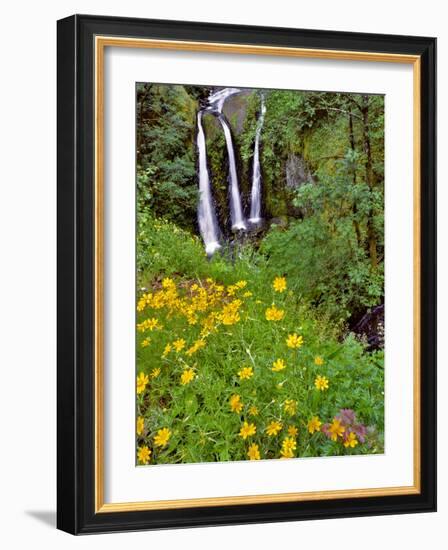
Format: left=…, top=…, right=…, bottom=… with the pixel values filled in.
left=0, top=0, right=441, bottom=542
left=135, top=83, right=386, bottom=465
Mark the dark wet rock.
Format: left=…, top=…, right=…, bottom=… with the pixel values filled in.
left=285, top=153, right=314, bottom=189
left=269, top=217, right=288, bottom=228
left=352, top=304, right=384, bottom=351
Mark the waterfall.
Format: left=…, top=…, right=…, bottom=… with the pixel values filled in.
left=208, top=87, right=240, bottom=113
left=208, top=88, right=247, bottom=231
left=196, top=111, right=221, bottom=256
left=217, top=115, right=247, bottom=231
left=249, top=95, right=266, bottom=224
left=196, top=87, right=255, bottom=254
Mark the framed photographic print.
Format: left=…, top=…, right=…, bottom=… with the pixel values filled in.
left=57, top=14, right=436, bottom=534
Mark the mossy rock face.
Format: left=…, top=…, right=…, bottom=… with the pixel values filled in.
left=201, top=114, right=231, bottom=234
left=269, top=216, right=289, bottom=228
left=202, top=111, right=222, bottom=139
left=222, top=90, right=253, bottom=134
left=286, top=153, right=314, bottom=189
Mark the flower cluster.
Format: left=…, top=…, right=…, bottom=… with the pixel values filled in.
left=265, top=305, right=285, bottom=321
left=321, top=409, right=367, bottom=448
left=136, top=274, right=376, bottom=464
left=314, top=374, right=329, bottom=391
left=137, top=427, right=172, bottom=464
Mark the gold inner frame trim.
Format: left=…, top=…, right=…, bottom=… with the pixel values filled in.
left=94, top=35, right=421, bottom=513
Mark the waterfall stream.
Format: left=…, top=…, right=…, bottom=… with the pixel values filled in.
left=217, top=114, right=247, bottom=230
left=208, top=87, right=240, bottom=113
left=249, top=95, right=266, bottom=225
left=196, top=111, right=221, bottom=256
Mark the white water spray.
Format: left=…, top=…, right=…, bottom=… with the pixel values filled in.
left=249, top=95, right=266, bottom=224
left=196, top=111, right=221, bottom=255
left=208, top=87, right=240, bottom=113
left=218, top=115, right=247, bottom=230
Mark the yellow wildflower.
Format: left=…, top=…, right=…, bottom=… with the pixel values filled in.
left=329, top=419, right=345, bottom=441
left=137, top=445, right=151, bottom=464
left=314, top=356, right=324, bottom=366
left=162, top=277, right=175, bottom=289
left=141, top=338, right=151, bottom=348
left=247, top=443, right=261, bottom=460
left=230, top=394, right=243, bottom=413
left=186, top=338, right=206, bottom=356
left=221, top=300, right=242, bottom=325
left=307, top=416, right=322, bottom=434
left=227, top=285, right=238, bottom=296
left=137, top=296, right=147, bottom=312
left=314, top=375, right=329, bottom=391
left=249, top=405, right=259, bottom=417
left=146, top=318, right=161, bottom=330
left=201, top=312, right=219, bottom=335
left=172, top=338, right=186, bottom=352
left=239, top=421, right=257, bottom=439
left=287, top=426, right=298, bottom=438
left=136, top=372, right=149, bottom=394
left=162, top=343, right=172, bottom=358
left=144, top=292, right=154, bottom=306
left=238, top=366, right=254, bottom=380
left=283, top=399, right=297, bottom=416
left=286, top=333, right=304, bottom=349
left=150, top=367, right=161, bottom=379
left=151, top=292, right=166, bottom=310
left=191, top=287, right=208, bottom=312
left=344, top=432, right=359, bottom=448
left=180, top=368, right=195, bottom=385
left=186, top=312, right=198, bottom=325
left=273, top=276, right=287, bottom=293
left=265, top=305, right=285, bottom=321
left=137, top=317, right=161, bottom=332
left=235, top=280, right=248, bottom=289
left=280, top=436, right=297, bottom=458
left=227, top=284, right=237, bottom=296
left=272, top=358, right=286, bottom=372
left=154, top=427, right=172, bottom=448
left=136, top=416, right=145, bottom=436
left=136, top=321, right=146, bottom=332
left=266, top=420, right=283, bottom=436
left=243, top=291, right=253, bottom=298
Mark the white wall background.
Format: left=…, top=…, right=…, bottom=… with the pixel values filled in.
left=0, top=1, right=444, bottom=548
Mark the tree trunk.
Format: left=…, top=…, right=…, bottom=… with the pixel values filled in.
left=361, top=95, right=378, bottom=268
left=349, top=111, right=362, bottom=246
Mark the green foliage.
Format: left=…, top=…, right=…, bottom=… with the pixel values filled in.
left=261, top=151, right=383, bottom=322
left=137, top=84, right=204, bottom=229
left=136, top=217, right=384, bottom=464
left=137, top=214, right=269, bottom=290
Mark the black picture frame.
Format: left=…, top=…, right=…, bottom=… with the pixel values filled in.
left=57, top=14, right=436, bottom=534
